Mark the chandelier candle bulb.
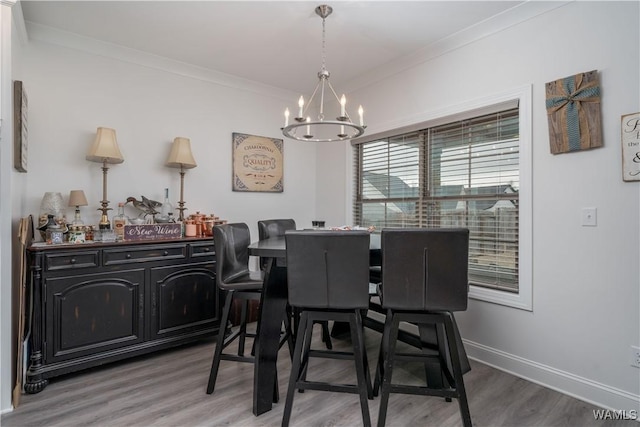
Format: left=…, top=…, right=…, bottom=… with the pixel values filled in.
left=340, top=94, right=346, bottom=117
left=298, top=96, right=304, bottom=117
left=359, top=105, right=364, bottom=126
left=284, top=108, right=290, bottom=127
left=306, top=117, right=311, bottom=136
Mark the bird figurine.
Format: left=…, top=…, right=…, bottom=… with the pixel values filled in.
left=141, top=195, right=162, bottom=212
left=126, top=196, right=162, bottom=218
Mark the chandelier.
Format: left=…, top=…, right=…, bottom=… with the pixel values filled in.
left=281, top=5, right=366, bottom=142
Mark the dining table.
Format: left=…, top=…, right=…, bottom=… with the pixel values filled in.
left=246, top=231, right=470, bottom=416
left=247, top=236, right=289, bottom=416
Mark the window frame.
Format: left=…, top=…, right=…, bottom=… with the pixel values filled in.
left=351, top=85, right=532, bottom=311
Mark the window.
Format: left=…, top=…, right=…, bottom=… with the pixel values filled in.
left=352, top=87, right=532, bottom=309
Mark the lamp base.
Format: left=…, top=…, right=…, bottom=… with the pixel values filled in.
left=72, top=208, right=84, bottom=226
left=98, top=213, right=111, bottom=230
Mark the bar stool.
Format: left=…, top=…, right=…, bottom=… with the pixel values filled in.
left=375, top=228, right=472, bottom=427
left=257, top=218, right=296, bottom=270
left=282, top=231, right=373, bottom=427
left=258, top=219, right=333, bottom=351
left=206, top=223, right=264, bottom=395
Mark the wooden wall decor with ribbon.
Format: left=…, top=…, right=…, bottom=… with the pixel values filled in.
left=545, top=70, right=602, bottom=154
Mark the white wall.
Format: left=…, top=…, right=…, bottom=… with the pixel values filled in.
left=1, top=11, right=320, bottom=413
left=15, top=34, right=319, bottom=238
left=1, top=0, right=15, bottom=414
left=320, top=1, right=640, bottom=412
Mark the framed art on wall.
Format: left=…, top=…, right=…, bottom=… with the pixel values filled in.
left=621, top=112, right=640, bottom=182
left=13, top=80, right=28, bottom=173
left=232, top=133, right=283, bottom=192
left=545, top=70, right=602, bottom=154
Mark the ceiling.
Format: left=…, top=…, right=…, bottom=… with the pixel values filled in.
left=19, top=1, right=527, bottom=94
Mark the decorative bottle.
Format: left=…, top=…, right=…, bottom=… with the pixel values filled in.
left=112, top=202, right=129, bottom=241
left=159, top=188, right=173, bottom=221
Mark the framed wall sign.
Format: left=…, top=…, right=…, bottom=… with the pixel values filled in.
left=545, top=70, right=602, bottom=154
left=621, top=112, right=640, bottom=182
left=13, top=80, right=28, bottom=172
left=232, top=133, right=283, bottom=192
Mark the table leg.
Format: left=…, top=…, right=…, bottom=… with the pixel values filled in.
left=253, top=259, right=288, bottom=416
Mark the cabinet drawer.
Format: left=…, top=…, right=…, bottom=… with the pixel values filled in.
left=45, top=251, right=99, bottom=271
left=190, top=242, right=215, bottom=258
left=103, top=244, right=186, bottom=265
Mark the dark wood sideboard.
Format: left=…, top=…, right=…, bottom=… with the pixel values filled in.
left=24, top=237, right=222, bottom=393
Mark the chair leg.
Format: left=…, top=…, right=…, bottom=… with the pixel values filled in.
left=443, top=314, right=472, bottom=427
left=297, top=316, right=316, bottom=392
left=282, top=311, right=310, bottom=427
left=418, top=323, right=446, bottom=390
left=349, top=310, right=372, bottom=427
left=321, top=321, right=333, bottom=349
left=373, top=308, right=393, bottom=397
left=377, top=313, right=401, bottom=427
left=279, top=306, right=295, bottom=359
left=238, top=299, right=249, bottom=356
left=206, top=289, right=234, bottom=394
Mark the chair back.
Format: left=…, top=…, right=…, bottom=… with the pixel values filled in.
left=213, top=223, right=253, bottom=289
left=381, top=228, right=469, bottom=312
left=258, top=218, right=296, bottom=240
left=258, top=219, right=296, bottom=270
left=285, top=231, right=370, bottom=310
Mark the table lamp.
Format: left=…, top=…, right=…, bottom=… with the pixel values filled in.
left=68, top=190, right=89, bottom=225
left=86, top=127, right=124, bottom=229
left=165, top=137, right=197, bottom=221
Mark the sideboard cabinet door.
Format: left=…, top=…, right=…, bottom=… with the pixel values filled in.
left=148, top=262, right=218, bottom=340
left=45, top=269, right=145, bottom=363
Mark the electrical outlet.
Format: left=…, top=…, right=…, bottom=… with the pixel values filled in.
left=631, top=346, right=640, bottom=368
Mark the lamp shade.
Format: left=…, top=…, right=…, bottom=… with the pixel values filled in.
left=166, top=137, right=197, bottom=169
left=68, top=190, right=88, bottom=207
left=86, top=127, right=124, bottom=164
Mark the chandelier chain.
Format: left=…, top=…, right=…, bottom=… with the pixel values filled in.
left=321, top=16, right=327, bottom=73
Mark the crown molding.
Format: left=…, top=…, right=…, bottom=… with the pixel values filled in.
left=24, top=21, right=296, bottom=102
left=343, top=1, right=571, bottom=94
left=11, top=1, right=28, bottom=45
left=22, top=1, right=571, bottom=100
left=1, top=0, right=17, bottom=7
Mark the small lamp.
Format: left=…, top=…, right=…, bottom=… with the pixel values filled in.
left=68, top=190, right=88, bottom=225
left=165, top=137, right=197, bottom=221
left=86, top=127, right=124, bottom=229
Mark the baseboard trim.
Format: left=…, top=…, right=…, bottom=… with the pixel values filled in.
left=464, top=339, right=640, bottom=415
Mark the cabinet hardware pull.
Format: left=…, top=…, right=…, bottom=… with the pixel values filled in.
left=126, top=254, right=132, bottom=259
left=204, top=247, right=210, bottom=252
left=70, top=258, right=76, bottom=264
left=163, top=251, right=169, bottom=256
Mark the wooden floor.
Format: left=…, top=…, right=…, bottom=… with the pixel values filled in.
left=2, top=323, right=633, bottom=427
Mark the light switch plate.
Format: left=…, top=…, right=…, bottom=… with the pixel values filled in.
left=581, top=207, right=597, bottom=226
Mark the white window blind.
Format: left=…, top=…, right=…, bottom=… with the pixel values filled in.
left=354, top=107, right=520, bottom=292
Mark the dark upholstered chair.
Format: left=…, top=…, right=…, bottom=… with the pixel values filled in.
left=282, top=231, right=373, bottom=427
left=257, top=218, right=296, bottom=270
left=257, top=218, right=331, bottom=350
left=257, top=218, right=296, bottom=239
left=375, top=228, right=472, bottom=427
left=206, top=223, right=264, bottom=395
